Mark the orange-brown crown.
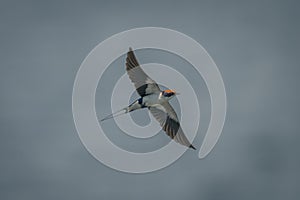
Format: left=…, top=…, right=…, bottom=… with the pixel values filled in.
left=162, top=89, right=176, bottom=97
left=163, top=89, right=175, bottom=94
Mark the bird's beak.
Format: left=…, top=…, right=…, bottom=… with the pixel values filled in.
left=175, top=92, right=180, bottom=95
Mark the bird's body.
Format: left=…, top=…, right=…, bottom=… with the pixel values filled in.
left=109, top=92, right=172, bottom=117
left=130, top=92, right=169, bottom=108
left=101, top=48, right=196, bottom=150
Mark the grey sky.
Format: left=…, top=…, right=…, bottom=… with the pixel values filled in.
left=0, top=0, right=299, bottom=200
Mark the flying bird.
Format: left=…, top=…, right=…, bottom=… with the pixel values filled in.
left=101, top=48, right=196, bottom=150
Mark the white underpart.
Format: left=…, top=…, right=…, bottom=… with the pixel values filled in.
left=143, top=93, right=168, bottom=107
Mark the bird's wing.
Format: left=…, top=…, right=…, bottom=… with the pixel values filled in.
left=149, top=102, right=196, bottom=149
left=126, top=48, right=161, bottom=97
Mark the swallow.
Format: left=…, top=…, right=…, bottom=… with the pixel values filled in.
left=101, top=48, right=196, bottom=150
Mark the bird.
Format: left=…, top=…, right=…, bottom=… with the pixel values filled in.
left=100, top=48, right=196, bottom=150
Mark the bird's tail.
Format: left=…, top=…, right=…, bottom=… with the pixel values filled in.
left=100, top=107, right=129, bottom=122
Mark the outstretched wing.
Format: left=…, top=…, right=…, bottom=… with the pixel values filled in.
left=126, top=48, right=161, bottom=97
left=149, top=102, right=196, bottom=149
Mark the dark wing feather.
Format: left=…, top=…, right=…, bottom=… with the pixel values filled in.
left=149, top=102, right=196, bottom=149
left=126, top=48, right=161, bottom=97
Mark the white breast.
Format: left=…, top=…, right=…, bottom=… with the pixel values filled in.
left=143, top=93, right=162, bottom=106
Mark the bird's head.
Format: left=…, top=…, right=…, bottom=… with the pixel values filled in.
left=162, top=89, right=179, bottom=100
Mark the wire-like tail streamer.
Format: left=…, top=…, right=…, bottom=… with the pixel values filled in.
left=100, top=107, right=129, bottom=122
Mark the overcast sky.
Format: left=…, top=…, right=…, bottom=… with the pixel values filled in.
left=0, top=0, right=299, bottom=200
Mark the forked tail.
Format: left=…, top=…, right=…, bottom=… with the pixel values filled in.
left=100, top=107, right=129, bottom=122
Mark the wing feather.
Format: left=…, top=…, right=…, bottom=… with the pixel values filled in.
left=126, top=48, right=161, bottom=97
left=149, top=102, right=196, bottom=149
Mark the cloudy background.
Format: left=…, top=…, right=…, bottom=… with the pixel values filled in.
left=1, top=0, right=299, bottom=199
